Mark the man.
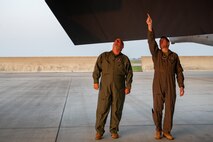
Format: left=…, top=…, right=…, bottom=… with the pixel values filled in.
left=93, top=38, right=133, bottom=140
left=146, top=14, right=185, bottom=140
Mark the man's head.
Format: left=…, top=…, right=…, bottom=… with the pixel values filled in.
left=112, top=38, right=124, bottom=55
left=159, top=36, right=170, bottom=53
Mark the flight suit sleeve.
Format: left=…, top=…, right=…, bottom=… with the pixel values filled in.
left=125, top=58, right=133, bottom=89
left=147, top=30, right=159, bottom=57
left=176, top=56, right=185, bottom=88
left=93, top=54, right=103, bottom=84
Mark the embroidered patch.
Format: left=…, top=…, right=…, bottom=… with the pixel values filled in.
left=116, top=57, right=122, bottom=62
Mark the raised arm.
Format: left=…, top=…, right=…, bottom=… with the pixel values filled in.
left=146, top=14, right=159, bottom=56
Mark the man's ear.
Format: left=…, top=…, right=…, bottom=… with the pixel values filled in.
left=168, top=41, right=170, bottom=47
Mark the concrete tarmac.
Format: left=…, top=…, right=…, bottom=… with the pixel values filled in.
left=0, top=71, right=212, bottom=142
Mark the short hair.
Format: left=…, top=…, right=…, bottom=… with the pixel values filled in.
left=160, top=36, right=170, bottom=43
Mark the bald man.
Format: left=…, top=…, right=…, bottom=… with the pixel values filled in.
left=93, top=38, right=133, bottom=140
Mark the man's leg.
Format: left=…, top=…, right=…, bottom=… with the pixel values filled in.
left=95, top=89, right=111, bottom=136
left=162, top=90, right=176, bottom=140
left=110, top=88, right=125, bottom=136
left=153, top=93, right=165, bottom=132
left=163, top=92, right=176, bottom=133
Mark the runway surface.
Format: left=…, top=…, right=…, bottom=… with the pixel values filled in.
left=0, top=71, right=212, bottom=142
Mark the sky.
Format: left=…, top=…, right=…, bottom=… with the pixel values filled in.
left=0, top=0, right=213, bottom=58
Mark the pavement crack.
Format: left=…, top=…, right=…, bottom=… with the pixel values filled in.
left=54, top=78, right=72, bottom=142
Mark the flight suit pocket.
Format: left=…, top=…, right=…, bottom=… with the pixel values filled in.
left=169, top=56, right=176, bottom=64
left=102, top=59, right=110, bottom=73
left=168, top=56, right=177, bottom=72
left=115, top=57, right=125, bottom=75
left=116, top=63, right=125, bottom=75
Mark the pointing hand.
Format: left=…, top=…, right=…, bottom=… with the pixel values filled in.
left=146, top=13, right=152, bottom=25
left=146, top=13, right=152, bottom=31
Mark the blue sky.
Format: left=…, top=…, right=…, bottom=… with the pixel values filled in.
left=0, top=0, right=213, bottom=58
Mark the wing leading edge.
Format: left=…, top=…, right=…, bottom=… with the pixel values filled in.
left=45, top=0, right=213, bottom=45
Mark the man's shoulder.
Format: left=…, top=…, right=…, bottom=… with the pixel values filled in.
left=120, top=53, right=131, bottom=62
left=169, top=50, right=179, bottom=57
left=99, top=51, right=110, bottom=57
left=169, top=51, right=180, bottom=61
left=119, top=52, right=126, bottom=58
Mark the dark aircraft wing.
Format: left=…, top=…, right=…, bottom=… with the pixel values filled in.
left=45, top=0, right=213, bottom=45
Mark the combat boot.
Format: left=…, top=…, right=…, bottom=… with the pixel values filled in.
left=111, top=133, right=119, bottom=139
left=163, top=132, right=174, bottom=140
left=155, top=131, right=162, bottom=140
left=95, top=133, right=103, bottom=140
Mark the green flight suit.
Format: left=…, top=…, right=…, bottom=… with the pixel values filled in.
left=147, top=30, right=184, bottom=133
left=93, top=51, right=133, bottom=135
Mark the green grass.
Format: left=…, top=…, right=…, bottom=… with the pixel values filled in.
left=132, top=66, right=142, bottom=72
left=131, top=59, right=142, bottom=72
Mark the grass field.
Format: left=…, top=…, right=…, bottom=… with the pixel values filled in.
left=132, top=66, right=142, bottom=72
left=131, top=59, right=142, bottom=72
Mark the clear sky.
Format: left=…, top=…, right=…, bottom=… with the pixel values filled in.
left=0, top=0, right=213, bottom=58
